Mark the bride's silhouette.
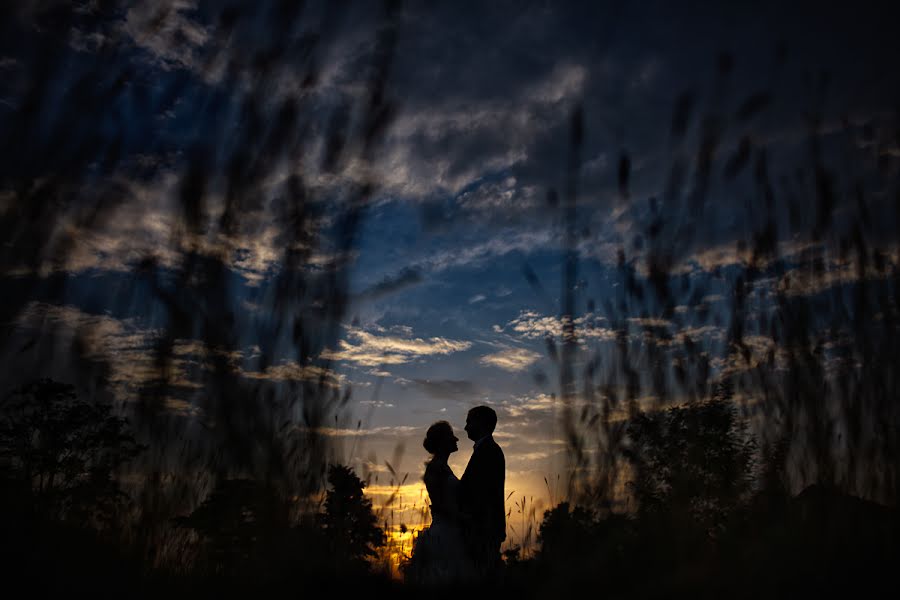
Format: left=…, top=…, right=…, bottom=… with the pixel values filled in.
left=405, top=421, right=474, bottom=585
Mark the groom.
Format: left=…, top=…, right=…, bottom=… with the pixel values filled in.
left=460, top=405, right=506, bottom=579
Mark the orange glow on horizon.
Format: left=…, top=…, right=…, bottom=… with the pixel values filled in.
left=363, top=472, right=556, bottom=578
left=376, top=524, right=424, bottom=580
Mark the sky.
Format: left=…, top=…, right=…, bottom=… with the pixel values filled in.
left=1, top=0, right=898, bottom=543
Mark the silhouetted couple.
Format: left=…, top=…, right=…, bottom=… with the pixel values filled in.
left=406, top=406, right=506, bottom=587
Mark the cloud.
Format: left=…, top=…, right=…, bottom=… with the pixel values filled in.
left=366, top=368, right=394, bottom=377
left=239, top=362, right=345, bottom=388
left=776, top=252, right=900, bottom=297
left=677, top=238, right=900, bottom=297
left=359, top=399, right=395, bottom=408
left=710, top=336, right=789, bottom=377
left=321, top=327, right=472, bottom=367
left=627, top=317, right=672, bottom=328
left=510, top=450, right=564, bottom=463
left=121, top=1, right=211, bottom=72
left=13, top=302, right=169, bottom=397
left=638, top=324, right=725, bottom=348
left=300, top=424, right=421, bottom=438
left=10, top=302, right=346, bottom=406
left=1, top=172, right=336, bottom=285
left=163, top=398, right=204, bottom=418
left=415, top=229, right=555, bottom=273
left=501, top=310, right=614, bottom=341
left=355, top=57, right=590, bottom=205
left=479, top=347, right=541, bottom=372
left=678, top=325, right=724, bottom=342
left=455, top=177, right=543, bottom=224
left=355, top=267, right=423, bottom=301
left=675, top=239, right=829, bottom=275
left=500, top=393, right=557, bottom=418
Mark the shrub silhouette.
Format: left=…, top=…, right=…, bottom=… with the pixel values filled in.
left=318, top=463, right=386, bottom=571
left=175, top=478, right=290, bottom=579
left=537, top=502, right=600, bottom=560
left=624, top=382, right=755, bottom=538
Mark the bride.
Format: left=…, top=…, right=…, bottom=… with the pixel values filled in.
left=405, top=421, right=473, bottom=586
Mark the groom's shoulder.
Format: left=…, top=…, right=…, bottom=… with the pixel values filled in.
left=485, top=436, right=504, bottom=457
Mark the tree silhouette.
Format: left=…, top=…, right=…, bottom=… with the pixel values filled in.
left=318, top=464, right=385, bottom=570
left=537, top=502, right=600, bottom=560
left=0, top=379, right=144, bottom=528
left=175, top=478, right=291, bottom=578
left=624, top=382, right=755, bottom=538
left=173, top=466, right=391, bottom=586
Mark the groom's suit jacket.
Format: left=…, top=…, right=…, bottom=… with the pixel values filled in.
left=460, top=435, right=506, bottom=545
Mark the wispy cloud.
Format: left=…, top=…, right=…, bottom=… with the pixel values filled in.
left=239, top=362, right=345, bottom=387
left=299, top=424, right=421, bottom=438
left=321, top=327, right=472, bottom=366
left=2, top=173, right=335, bottom=285
left=416, top=229, right=555, bottom=273
left=121, top=1, right=211, bottom=72
left=500, top=392, right=557, bottom=418
left=13, top=302, right=171, bottom=396
left=354, top=267, right=423, bottom=301
left=12, top=303, right=347, bottom=406
left=499, top=310, right=614, bottom=341
left=480, top=347, right=541, bottom=372
left=627, top=317, right=672, bottom=328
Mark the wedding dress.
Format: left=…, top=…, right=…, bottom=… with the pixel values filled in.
left=405, top=460, right=473, bottom=585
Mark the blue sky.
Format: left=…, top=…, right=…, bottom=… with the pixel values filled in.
left=1, top=0, right=899, bottom=529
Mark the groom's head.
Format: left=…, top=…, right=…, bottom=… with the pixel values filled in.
left=465, top=405, right=497, bottom=442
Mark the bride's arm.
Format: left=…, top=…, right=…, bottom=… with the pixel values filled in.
left=424, top=465, right=449, bottom=514
left=426, top=465, right=465, bottom=520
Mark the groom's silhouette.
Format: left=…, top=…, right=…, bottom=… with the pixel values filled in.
left=460, top=405, right=506, bottom=578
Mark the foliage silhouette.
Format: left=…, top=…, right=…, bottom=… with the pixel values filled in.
left=174, top=478, right=290, bottom=579
left=172, top=463, right=389, bottom=587
left=624, top=382, right=755, bottom=537
left=0, top=379, right=145, bottom=595
left=0, top=378, right=144, bottom=528
left=318, top=463, right=387, bottom=570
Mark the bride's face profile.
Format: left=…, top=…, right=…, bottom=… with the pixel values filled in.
left=437, top=427, right=459, bottom=455
left=425, top=421, right=459, bottom=457
left=445, top=430, right=459, bottom=454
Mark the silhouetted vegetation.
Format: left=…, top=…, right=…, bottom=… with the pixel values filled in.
left=318, top=464, right=387, bottom=570
left=504, top=393, right=899, bottom=598
left=625, top=383, right=755, bottom=535
left=1, top=381, right=397, bottom=594
left=1, top=379, right=144, bottom=527
left=0, top=379, right=143, bottom=594
left=173, top=464, right=386, bottom=585
left=1, top=1, right=898, bottom=597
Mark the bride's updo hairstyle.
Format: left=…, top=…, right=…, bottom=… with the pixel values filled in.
left=423, top=420, right=453, bottom=455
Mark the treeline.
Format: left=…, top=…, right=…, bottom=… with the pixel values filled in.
left=0, top=379, right=400, bottom=597
left=4, top=379, right=897, bottom=598
left=506, top=385, right=900, bottom=599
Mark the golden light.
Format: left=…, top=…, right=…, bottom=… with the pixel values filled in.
left=365, top=480, right=431, bottom=580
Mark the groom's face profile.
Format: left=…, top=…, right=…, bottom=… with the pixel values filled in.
left=464, top=412, right=483, bottom=442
